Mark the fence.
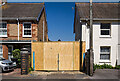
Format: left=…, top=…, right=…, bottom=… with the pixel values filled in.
left=31, top=41, right=81, bottom=71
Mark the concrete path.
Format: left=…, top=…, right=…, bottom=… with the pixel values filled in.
left=2, top=68, right=90, bottom=79
left=30, top=71, right=90, bottom=79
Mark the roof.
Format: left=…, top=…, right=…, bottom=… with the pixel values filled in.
left=1, top=3, right=44, bottom=20
left=75, top=3, right=120, bottom=20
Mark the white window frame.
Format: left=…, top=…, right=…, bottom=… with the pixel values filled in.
left=100, top=23, right=111, bottom=37
left=0, top=45, right=3, bottom=57
left=0, top=22, right=7, bottom=37
left=100, top=46, right=111, bottom=62
left=23, top=22, right=32, bottom=37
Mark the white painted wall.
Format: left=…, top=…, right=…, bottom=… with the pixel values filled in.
left=81, top=24, right=90, bottom=52
left=118, top=24, right=120, bottom=44
left=93, top=23, right=118, bottom=67
left=75, top=17, right=119, bottom=66
left=118, top=45, right=120, bottom=65
left=118, top=24, right=120, bottom=65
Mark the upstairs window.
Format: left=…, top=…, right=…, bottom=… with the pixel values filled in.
left=0, top=22, right=7, bottom=37
left=23, top=22, right=32, bottom=37
left=100, top=23, right=111, bottom=36
left=100, top=46, right=110, bottom=60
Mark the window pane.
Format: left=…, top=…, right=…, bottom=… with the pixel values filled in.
left=100, top=54, right=110, bottom=60
left=0, top=23, right=7, bottom=28
left=101, top=30, right=110, bottom=35
left=101, top=23, right=110, bottom=29
left=0, top=23, right=2, bottom=28
left=0, top=30, right=7, bottom=35
left=0, top=46, right=2, bottom=52
left=100, top=47, right=110, bottom=60
left=0, top=30, right=2, bottom=35
left=24, top=23, right=31, bottom=28
left=24, top=30, right=31, bottom=35
left=2, top=30, right=7, bottom=35
left=100, top=47, right=110, bottom=52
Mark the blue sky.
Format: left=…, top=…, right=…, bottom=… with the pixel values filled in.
left=8, top=0, right=120, bottom=41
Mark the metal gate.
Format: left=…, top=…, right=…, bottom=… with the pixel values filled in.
left=32, top=41, right=80, bottom=71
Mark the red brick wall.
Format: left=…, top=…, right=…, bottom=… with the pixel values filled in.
left=38, top=8, right=48, bottom=41
left=3, top=45, right=8, bottom=59
left=0, top=22, right=38, bottom=41
left=0, top=9, right=48, bottom=42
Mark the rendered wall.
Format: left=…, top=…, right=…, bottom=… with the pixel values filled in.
left=93, top=23, right=118, bottom=67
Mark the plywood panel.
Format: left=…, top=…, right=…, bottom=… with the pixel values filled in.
left=32, top=42, right=44, bottom=70
left=44, top=42, right=58, bottom=70
left=73, top=42, right=80, bottom=70
left=81, top=41, right=86, bottom=70
left=59, top=42, right=73, bottom=70
left=32, top=41, right=80, bottom=71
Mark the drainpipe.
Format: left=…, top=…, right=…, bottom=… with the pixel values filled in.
left=17, top=18, right=19, bottom=41
left=43, top=20, right=44, bottom=42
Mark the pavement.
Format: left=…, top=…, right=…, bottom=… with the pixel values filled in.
left=89, top=69, right=120, bottom=79
left=2, top=68, right=90, bottom=79
left=30, top=71, right=90, bottom=79
left=1, top=68, right=120, bottom=80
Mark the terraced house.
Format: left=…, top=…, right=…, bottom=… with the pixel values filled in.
left=0, top=2, right=48, bottom=60
left=74, top=3, right=120, bottom=66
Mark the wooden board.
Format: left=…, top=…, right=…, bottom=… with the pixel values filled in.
left=32, top=42, right=44, bottom=70
left=44, top=42, right=58, bottom=70
left=32, top=41, right=80, bottom=71
left=73, top=42, right=80, bottom=70
left=59, top=42, right=73, bottom=70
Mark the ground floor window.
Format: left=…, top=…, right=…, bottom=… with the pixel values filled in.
left=0, top=45, right=3, bottom=57
left=8, top=45, right=13, bottom=60
left=100, top=46, right=110, bottom=60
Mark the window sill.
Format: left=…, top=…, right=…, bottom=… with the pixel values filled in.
left=99, top=60, right=111, bottom=63
left=23, top=35, right=32, bottom=38
left=0, top=35, right=8, bottom=38
left=99, top=35, right=111, bottom=38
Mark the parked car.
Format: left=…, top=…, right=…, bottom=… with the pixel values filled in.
left=0, top=57, right=14, bottom=71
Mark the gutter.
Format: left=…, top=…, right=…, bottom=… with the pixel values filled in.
left=0, top=17, right=37, bottom=20
left=0, top=42, right=31, bottom=44
left=80, top=18, right=120, bottom=21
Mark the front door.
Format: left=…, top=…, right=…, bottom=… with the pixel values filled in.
left=8, top=45, right=13, bottom=60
